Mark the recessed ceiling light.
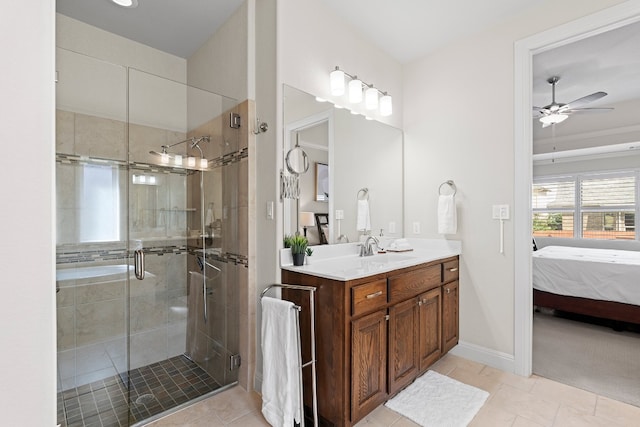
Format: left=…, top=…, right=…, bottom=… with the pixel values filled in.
left=111, top=0, right=138, bottom=8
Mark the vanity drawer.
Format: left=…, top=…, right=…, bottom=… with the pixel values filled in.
left=388, top=265, right=441, bottom=304
left=352, top=279, right=388, bottom=317
left=443, top=259, right=459, bottom=283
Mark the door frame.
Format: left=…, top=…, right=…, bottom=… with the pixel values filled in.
left=513, top=2, right=640, bottom=376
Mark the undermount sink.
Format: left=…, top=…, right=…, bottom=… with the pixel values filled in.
left=308, top=252, right=417, bottom=277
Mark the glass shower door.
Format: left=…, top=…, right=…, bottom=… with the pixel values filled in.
left=126, top=68, right=240, bottom=424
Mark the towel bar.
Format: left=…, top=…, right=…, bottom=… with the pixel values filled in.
left=261, top=284, right=318, bottom=427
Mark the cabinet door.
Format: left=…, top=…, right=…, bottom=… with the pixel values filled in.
left=418, top=287, right=442, bottom=372
left=351, top=310, right=388, bottom=423
left=388, top=298, right=419, bottom=395
left=442, top=280, right=459, bottom=353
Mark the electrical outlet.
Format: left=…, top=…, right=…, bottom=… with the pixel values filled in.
left=335, top=209, right=344, bottom=220
left=388, top=221, right=396, bottom=234
left=412, top=221, right=421, bottom=234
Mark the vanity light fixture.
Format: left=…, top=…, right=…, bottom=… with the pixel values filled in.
left=329, top=66, right=393, bottom=116
left=111, top=0, right=138, bottom=7
left=149, top=136, right=211, bottom=170
left=348, top=78, right=363, bottom=103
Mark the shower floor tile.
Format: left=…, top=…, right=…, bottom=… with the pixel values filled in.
left=58, top=355, right=221, bottom=427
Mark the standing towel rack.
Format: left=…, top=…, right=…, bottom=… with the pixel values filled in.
left=357, top=187, right=369, bottom=200
left=261, top=284, right=318, bottom=427
left=438, top=180, right=457, bottom=196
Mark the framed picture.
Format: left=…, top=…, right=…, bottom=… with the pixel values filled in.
left=315, top=162, right=329, bottom=202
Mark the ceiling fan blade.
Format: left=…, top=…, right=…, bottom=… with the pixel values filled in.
left=560, top=91, right=607, bottom=111
left=564, top=107, right=614, bottom=114
left=532, top=106, right=549, bottom=118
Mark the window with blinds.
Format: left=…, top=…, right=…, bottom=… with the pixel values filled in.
left=532, top=179, right=575, bottom=238
left=533, top=172, right=637, bottom=240
left=580, top=175, right=635, bottom=239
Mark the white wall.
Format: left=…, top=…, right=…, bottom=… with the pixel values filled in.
left=187, top=1, right=249, bottom=101
left=403, top=0, right=626, bottom=362
left=0, top=2, right=56, bottom=425
left=57, top=14, right=186, bottom=83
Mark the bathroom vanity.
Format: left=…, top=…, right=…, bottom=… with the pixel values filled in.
left=280, top=240, right=460, bottom=426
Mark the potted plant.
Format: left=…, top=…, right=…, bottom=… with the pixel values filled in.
left=305, top=247, right=314, bottom=264
left=284, top=234, right=308, bottom=266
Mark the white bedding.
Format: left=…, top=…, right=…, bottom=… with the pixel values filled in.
left=532, top=245, right=640, bottom=306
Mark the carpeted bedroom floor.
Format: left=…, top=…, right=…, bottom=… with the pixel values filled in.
left=533, top=310, right=640, bottom=408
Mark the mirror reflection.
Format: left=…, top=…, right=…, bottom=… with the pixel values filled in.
left=283, top=85, right=404, bottom=245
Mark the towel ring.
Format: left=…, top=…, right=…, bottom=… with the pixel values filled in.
left=357, top=188, right=369, bottom=200
left=439, top=180, right=457, bottom=196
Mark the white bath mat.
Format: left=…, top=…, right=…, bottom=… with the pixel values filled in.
left=385, top=370, right=489, bottom=427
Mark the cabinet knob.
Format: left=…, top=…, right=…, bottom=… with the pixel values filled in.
left=448, top=267, right=459, bottom=272
left=445, top=288, right=451, bottom=294
left=417, top=300, right=422, bottom=306
left=366, top=290, right=383, bottom=299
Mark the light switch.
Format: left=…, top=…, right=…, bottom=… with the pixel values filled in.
left=492, top=204, right=510, bottom=220
left=266, top=201, right=274, bottom=220
left=335, top=209, right=344, bottom=220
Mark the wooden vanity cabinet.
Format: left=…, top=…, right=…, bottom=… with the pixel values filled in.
left=281, top=255, right=459, bottom=427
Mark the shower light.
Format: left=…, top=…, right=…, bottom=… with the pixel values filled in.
left=174, top=155, right=183, bottom=166
left=200, top=158, right=208, bottom=169
left=187, top=156, right=196, bottom=168
left=149, top=136, right=211, bottom=170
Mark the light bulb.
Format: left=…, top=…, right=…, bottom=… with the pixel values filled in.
left=379, top=94, right=393, bottom=116
left=160, top=152, right=169, bottom=164
left=174, top=155, right=183, bottom=166
left=200, top=158, right=208, bottom=169
left=330, top=69, right=345, bottom=96
left=187, top=156, right=196, bottom=167
left=348, top=79, right=363, bottom=103
left=365, top=87, right=379, bottom=110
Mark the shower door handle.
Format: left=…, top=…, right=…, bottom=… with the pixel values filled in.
left=134, top=249, right=145, bottom=280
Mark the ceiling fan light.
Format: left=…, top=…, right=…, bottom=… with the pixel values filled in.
left=539, top=113, right=568, bottom=126
left=330, top=68, right=345, bottom=96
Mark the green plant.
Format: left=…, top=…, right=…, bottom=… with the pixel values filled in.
left=305, top=247, right=313, bottom=257
left=285, top=234, right=308, bottom=255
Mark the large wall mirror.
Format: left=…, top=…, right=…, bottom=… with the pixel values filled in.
left=283, top=84, right=404, bottom=245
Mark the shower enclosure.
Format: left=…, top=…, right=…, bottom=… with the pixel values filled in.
left=55, top=48, right=244, bottom=426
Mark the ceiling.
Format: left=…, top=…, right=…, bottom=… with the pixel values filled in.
left=56, top=0, right=245, bottom=58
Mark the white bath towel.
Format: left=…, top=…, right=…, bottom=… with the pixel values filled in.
left=356, top=199, right=371, bottom=231
left=261, top=297, right=302, bottom=427
left=438, top=194, right=457, bottom=234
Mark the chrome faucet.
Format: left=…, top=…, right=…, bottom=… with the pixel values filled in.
left=360, top=235, right=380, bottom=257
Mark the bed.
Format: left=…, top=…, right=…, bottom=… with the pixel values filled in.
left=532, top=245, right=640, bottom=324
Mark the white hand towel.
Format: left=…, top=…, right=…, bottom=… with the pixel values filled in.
left=356, top=199, right=371, bottom=231
left=438, top=194, right=457, bottom=234
left=261, top=297, right=302, bottom=427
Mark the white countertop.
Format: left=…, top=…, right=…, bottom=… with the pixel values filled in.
left=280, top=238, right=461, bottom=281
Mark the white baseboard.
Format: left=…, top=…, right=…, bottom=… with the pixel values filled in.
left=449, top=340, right=516, bottom=374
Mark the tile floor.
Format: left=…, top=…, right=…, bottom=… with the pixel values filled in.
left=148, top=354, right=640, bottom=427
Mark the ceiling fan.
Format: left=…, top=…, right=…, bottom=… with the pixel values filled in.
left=533, top=76, right=613, bottom=128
